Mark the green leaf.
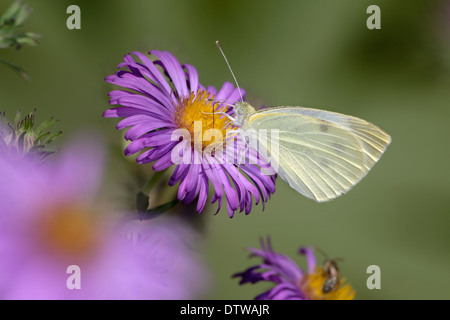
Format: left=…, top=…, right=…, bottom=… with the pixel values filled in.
left=13, top=2, right=32, bottom=26
left=0, top=0, right=22, bottom=26
left=14, top=32, right=39, bottom=46
left=21, top=111, right=34, bottom=131
left=0, top=38, right=15, bottom=49
left=0, top=55, right=29, bottom=80
left=40, top=130, right=62, bottom=145
left=35, top=116, right=58, bottom=135
left=0, top=1, right=40, bottom=79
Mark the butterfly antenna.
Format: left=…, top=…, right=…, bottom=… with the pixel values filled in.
left=216, top=41, right=244, bottom=103
left=213, top=102, right=215, bottom=130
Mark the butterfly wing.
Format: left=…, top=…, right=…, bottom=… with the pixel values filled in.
left=248, top=107, right=391, bottom=202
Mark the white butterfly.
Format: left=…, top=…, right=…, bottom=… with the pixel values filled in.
left=229, top=102, right=391, bottom=202
left=215, top=41, right=391, bottom=202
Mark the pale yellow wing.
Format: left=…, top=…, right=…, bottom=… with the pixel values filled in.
left=248, top=107, right=391, bottom=202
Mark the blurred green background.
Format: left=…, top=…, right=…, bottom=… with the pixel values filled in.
left=1, top=0, right=449, bottom=300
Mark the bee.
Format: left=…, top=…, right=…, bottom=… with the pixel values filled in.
left=322, top=259, right=341, bottom=293
left=316, top=248, right=342, bottom=294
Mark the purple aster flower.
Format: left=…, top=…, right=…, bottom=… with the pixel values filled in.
left=234, top=237, right=355, bottom=300
left=0, top=137, right=208, bottom=299
left=103, top=50, right=276, bottom=217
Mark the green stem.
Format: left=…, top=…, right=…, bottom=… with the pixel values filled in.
left=139, top=198, right=180, bottom=221
left=149, top=198, right=179, bottom=213
left=142, top=169, right=167, bottom=194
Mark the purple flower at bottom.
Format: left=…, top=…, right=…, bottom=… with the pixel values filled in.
left=234, top=238, right=355, bottom=300
left=0, top=137, right=208, bottom=299
left=103, top=50, right=276, bottom=217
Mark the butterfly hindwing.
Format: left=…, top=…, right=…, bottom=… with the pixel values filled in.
left=247, top=107, right=390, bottom=202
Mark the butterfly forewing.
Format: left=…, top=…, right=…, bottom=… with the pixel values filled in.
left=248, top=107, right=391, bottom=202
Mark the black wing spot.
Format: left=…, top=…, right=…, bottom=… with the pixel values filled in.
left=320, top=123, right=329, bottom=132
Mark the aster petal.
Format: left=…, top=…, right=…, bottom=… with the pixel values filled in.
left=213, top=163, right=239, bottom=217
left=103, top=107, right=153, bottom=118
left=188, top=152, right=203, bottom=192
left=152, top=149, right=175, bottom=171
left=169, top=158, right=191, bottom=186
left=247, top=240, right=304, bottom=284
left=215, top=82, right=234, bottom=100
left=182, top=174, right=202, bottom=205
left=206, top=86, right=217, bottom=96
left=176, top=154, right=195, bottom=201
left=177, top=154, right=202, bottom=201
left=123, top=125, right=156, bottom=141
left=128, top=51, right=173, bottom=95
left=244, top=193, right=254, bottom=214
left=259, top=283, right=304, bottom=300
left=241, top=164, right=276, bottom=201
left=125, top=129, right=174, bottom=156
left=201, top=159, right=224, bottom=200
left=136, top=141, right=178, bottom=164
left=220, top=163, right=262, bottom=214
left=151, top=50, right=189, bottom=98
left=106, top=73, right=174, bottom=110
left=235, top=170, right=262, bottom=205
left=211, top=194, right=223, bottom=214
left=254, top=291, right=271, bottom=300
left=253, top=268, right=283, bottom=283
left=225, top=198, right=235, bottom=218
left=135, top=148, right=155, bottom=164
left=233, top=266, right=265, bottom=285
left=116, top=115, right=175, bottom=139
left=220, top=164, right=246, bottom=208
left=226, top=87, right=246, bottom=103
left=214, top=82, right=236, bottom=108
left=299, top=247, right=317, bottom=274
left=182, top=64, right=199, bottom=93
left=201, top=159, right=227, bottom=215
left=130, top=129, right=175, bottom=147
left=196, top=174, right=209, bottom=213
left=107, top=91, right=174, bottom=121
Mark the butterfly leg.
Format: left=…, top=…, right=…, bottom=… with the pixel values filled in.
left=201, top=111, right=236, bottom=123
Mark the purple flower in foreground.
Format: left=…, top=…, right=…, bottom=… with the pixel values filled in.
left=103, top=50, right=276, bottom=217
left=0, top=138, right=208, bottom=299
left=234, top=238, right=355, bottom=300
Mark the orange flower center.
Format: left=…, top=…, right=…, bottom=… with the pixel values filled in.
left=174, top=90, right=233, bottom=151
left=299, top=267, right=356, bottom=300
left=38, top=204, right=99, bottom=260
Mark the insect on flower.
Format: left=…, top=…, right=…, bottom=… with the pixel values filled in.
left=322, top=259, right=342, bottom=293
left=234, top=237, right=355, bottom=300
left=216, top=41, right=391, bottom=202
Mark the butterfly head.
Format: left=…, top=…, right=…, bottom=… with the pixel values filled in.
left=234, top=101, right=248, bottom=116
left=231, top=101, right=256, bottom=128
